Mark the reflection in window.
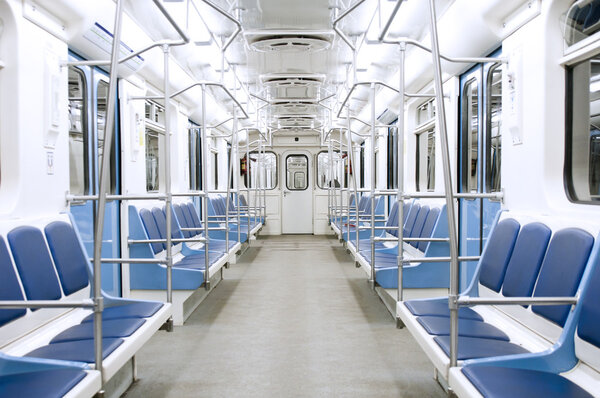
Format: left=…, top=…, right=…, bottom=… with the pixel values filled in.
left=562, top=0, right=600, bottom=47
left=245, top=152, right=277, bottom=190
left=146, top=130, right=160, bottom=191
left=462, top=78, right=479, bottom=192
left=68, top=67, right=88, bottom=195
left=96, top=80, right=116, bottom=194
left=416, top=130, right=436, bottom=191
left=487, top=65, right=502, bottom=193
left=145, top=101, right=163, bottom=192
left=567, top=54, right=600, bottom=202
left=317, top=151, right=346, bottom=189
left=286, top=155, right=308, bottom=190
left=188, top=127, right=202, bottom=190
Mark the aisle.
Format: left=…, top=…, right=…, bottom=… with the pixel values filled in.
left=124, top=235, right=444, bottom=397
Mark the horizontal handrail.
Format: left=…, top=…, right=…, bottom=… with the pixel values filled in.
left=96, top=258, right=169, bottom=264
left=382, top=38, right=507, bottom=64
left=456, top=296, right=578, bottom=307
left=373, top=236, right=449, bottom=242
left=402, top=256, right=480, bottom=264
left=0, top=300, right=94, bottom=309
left=128, top=238, right=207, bottom=245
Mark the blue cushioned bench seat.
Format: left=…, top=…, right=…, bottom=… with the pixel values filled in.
left=404, top=298, right=483, bottom=321
left=50, top=318, right=146, bottom=343
left=460, top=366, right=593, bottom=398
left=397, top=213, right=597, bottom=383
left=416, top=317, right=509, bottom=341
left=81, top=301, right=163, bottom=322
left=27, top=338, right=124, bottom=363
left=0, top=216, right=171, bottom=395
left=448, top=218, right=600, bottom=397
left=351, top=200, right=450, bottom=289
left=0, top=369, right=87, bottom=398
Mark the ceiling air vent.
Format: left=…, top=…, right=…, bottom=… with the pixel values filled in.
left=246, top=31, right=334, bottom=53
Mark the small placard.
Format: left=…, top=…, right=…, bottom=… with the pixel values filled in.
left=46, top=151, right=54, bottom=175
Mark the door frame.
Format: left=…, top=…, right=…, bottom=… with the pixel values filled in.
left=281, top=149, right=314, bottom=234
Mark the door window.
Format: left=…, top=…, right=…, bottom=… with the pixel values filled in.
left=286, top=155, right=308, bottom=190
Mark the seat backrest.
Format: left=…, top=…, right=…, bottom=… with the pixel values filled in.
left=531, top=228, right=594, bottom=327
left=403, top=204, right=421, bottom=237
left=0, top=236, right=26, bottom=326
left=575, top=242, right=600, bottom=371
left=500, top=222, right=551, bottom=298
left=173, top=204, right=192, bottom=238
left=185, top=203, right=203, bottom=229
left=44, top=222, right=90, bottom=296
left=152, top=208, right=178, bottom=247
left=163, top=206, right=185, bottom=240
left=385, top=201, right=399, bottom=236
left=139, top=208, right=164, bottom=254
left=408, top=205, right=430, bottom=244
left=417, top=207, right=441, bottom=252
left=7, top=226, right=62, bottom=304
left=239, top=194, right=248, bottom=207
left=477, top=219, right=520, bottom=292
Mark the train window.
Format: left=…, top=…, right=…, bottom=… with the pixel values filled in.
left=188, top=126, right=202, bottom=190
left=96, top=80, right=116, bottom=194
left=68, top=67, right=88, bottom=195
left=387, top=126, right=398, bottom=189
left=374, top=149, right=379, bottom=188
left=566, top=53, right=600, bottom=203
left=487, top=64, right=502, bottom=193
left=317, top=151, right=346, bottom=189
left=462, top=78, right=479, bottom=192
left=213, top=152, right=219, bottom=190
left=417, top=99, right=436, bottom=125
left=416, top=129, right=436, bottom=192
left=360, top=143, right=365, bottom=188
left=286, top=155, right=308, bottom=190
left=563, top=0, right=600, bottom=47
left=245, top=152, right=277, bottom=189
left=145, top=101, right=164, bottom=192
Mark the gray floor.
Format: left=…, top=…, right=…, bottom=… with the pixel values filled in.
left=124, top=235, right=445, bottom=398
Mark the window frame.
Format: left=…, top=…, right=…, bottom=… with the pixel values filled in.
left=244, top=151, right=278, bottom=190
left=68, top=66, right=90, bottom=196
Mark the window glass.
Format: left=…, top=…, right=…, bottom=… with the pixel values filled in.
left=146, top=130, right=160, bottom=191
left=245, top=152, right=277, bottom=189
left=145, top=101, right=163, bottom=192
left=462, top=79, right=479, bottom=192
left=213, top=152, right=219, bottom=190
left=566, top=54, right=600, bottom=202
left=374, top=150, right=379, bottom=188
left=416, top=129, right=436, bottom=191
left=96, top=80, right=116, bottom=194
left=317, top=151, right=346, bottom=189
left=562, top=0, right=600, bottom=47
left=188, top=127, right=202, bottom=190
left=68, top=67, right=88, bottom=195
left=286, top=155, right=308, bottom=190
left=487, top=64, right=502, bottom=192
left=360, top=144, right=365, bottom=188
left=387, top=126, right=398, bottom=189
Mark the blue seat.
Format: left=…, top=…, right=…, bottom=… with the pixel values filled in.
left=7, top=226, right=62, bottom=304
left=139, top=208, right=166, bottom=254
left=417, top=316, right=508, bottom=340
left=456, top=225, right=599, bottom=398
left=404, top=299, right=483, bottom=321
left=50, top=318, right=145, bottom=343
left=434, top=225, right=593, bottom=361
left=0, top=236, right=27, bottom=326
left=26, top=338, right=124, bottom=363
left=434, top=335, right=529, bottom=360
left=461, top=366, right=592, bottom=398
left=81, top=301, right=163, bottom=322
left=0, top=369, right=87, bottom=398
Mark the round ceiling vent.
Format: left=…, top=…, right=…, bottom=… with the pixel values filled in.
left=249, top=34, right=332, bottom=52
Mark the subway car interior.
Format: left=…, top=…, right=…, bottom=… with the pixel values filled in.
left=1, top=0, right=600, bottom=396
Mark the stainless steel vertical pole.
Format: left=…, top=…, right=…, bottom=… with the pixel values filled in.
left=370, top=83, right=376, bottom=287
left=347, top=108, right=360, bottom=252
left=201, top=85, right=211, bottom=289
left=163, top=45, right=174, bottom=318
left=93, top=0, right=123, bottom=384
left=328, top=136, right=333, bottom=224
left=246, top=134, right=251, bottom=239
left=397, top=43, right=406, bottom=303
left=427, top=0, right=460, bottom=368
